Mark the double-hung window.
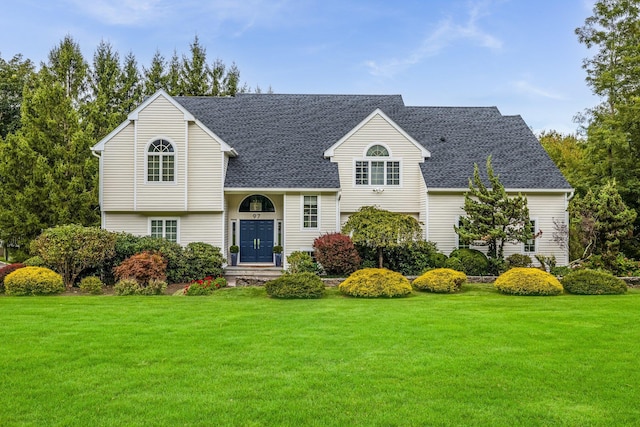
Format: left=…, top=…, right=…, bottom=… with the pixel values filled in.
left=303, top=196, right=318, bottom=229
left=147, top=139, right=175, bottom=182
left=355, top=144, right=400, bottom=186
left=150, top=219, right=178, bottom=242
left=524, top=220, right=536, bottom=253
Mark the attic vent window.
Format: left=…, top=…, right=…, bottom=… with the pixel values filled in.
left=366, top=145, right=389, bottom=157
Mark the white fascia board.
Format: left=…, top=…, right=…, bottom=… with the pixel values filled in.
left=193, top=119, right=237, bottom=156
left=427, top=187, right=574, bottom=194
left=224, top=187, right=340, bottom=194
left=323, top=108, right=431, bottom=159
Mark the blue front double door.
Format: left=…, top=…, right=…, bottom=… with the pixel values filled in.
left=239, top=220, right=274, bottom=263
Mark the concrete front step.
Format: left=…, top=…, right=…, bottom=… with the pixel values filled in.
left=224, top=266, right=283, bottom=279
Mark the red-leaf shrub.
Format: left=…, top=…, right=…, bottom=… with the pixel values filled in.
left=313, top=233, right=360, bottom=276
left=113, top=252, right=167, bottom=286
left=0, top=263, right=26, bottom=293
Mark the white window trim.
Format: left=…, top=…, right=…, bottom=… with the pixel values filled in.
left=456, top=216, right=471, bottom=250
left=148, top=217, right=180, bottom=243
left=353, top=158, right=402, bottom=187
left=523, top=218, right=538, bottom=253
left=144, top=137, right=178, bottom=185
left=301, top=194, right=320, bottom=231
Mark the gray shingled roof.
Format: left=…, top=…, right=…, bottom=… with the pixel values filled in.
left=173, top=94, right=571, bottom=190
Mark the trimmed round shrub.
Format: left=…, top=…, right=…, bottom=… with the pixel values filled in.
left=506, top=254, right=532, bottom=269
left=449, top=248, right=489, bottom=276
left=313, top=233, right=360, bottom=276
left=4, top=267, right=64, bottom=296
left=0, top=263, right=25, bottom=293
left=113, top=251, right=167, bottom=286
left=413, top=268, right=467, bottom=293
left=114, top=279, right=142, bottom=296
left=23, top=256, right=45, bottom=267
left=183, top=242, right=224, bottom=281
left=287, top=251, right=317, bottom=274
left=444, top=256, right=464, bottom=272
left=494, top=268, right=563, bottom=296
left=339, top=268, right=412, bottom=298
left=139, top=279, right=167, bottom=296
left=79, top=276, right=104, bottom=295
left=562, top=269, right=627, bottom=295
left=430, top=252, right=448, bottom=269
left=265, top=272, right=325, bottom=299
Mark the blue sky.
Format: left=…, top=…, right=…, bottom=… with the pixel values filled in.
left=2, top=0, right=597, bottom=134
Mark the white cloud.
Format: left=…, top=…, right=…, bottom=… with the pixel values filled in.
left=366, top=1, right=502, bottom=78
left=511, top=79, right=565, bottom=100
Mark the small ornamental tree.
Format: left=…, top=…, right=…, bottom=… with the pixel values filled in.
left=32, top=225, right=117, bottom=288
left=342, top=206, right=423, bottom=268
left=313, top=233, right=360, bottom=276
left=455, top=157, right=532, bottom=261
left=113, top=252, right=167, bottom=286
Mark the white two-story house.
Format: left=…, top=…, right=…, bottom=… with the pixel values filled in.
left=91, top=90, right=572, bottom=266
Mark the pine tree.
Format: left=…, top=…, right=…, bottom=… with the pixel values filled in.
left=455, top=157, right=531, bottom=260
left=166, top=50, right=181, bottom=96
left=119, top=51, right=142, bottom=114
left=180, top=35, right=210, bottom=96
left=0, top=53, right=34, bottom=138
left=85, top=40, right=122, bottom=141
left=143, top=50, right=168, bottom=96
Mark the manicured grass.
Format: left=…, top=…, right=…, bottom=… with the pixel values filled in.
left=1, top=284, right=639, bottom=426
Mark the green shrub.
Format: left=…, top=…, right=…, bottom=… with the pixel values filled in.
left=444, top=257, right=464, bottom=273
left=430, top=252, right=448, bottom=269
left=313, top=233, right=360, bottom=276
left=0, top=263, right=25, bottom=293
left=357, top=241, right=444, bottom=275
left=413, top=268, right=467, bottom=293
left=23, top=256, right=45, bottom=267
left=183, top=242, right=224, bottom=282
left=183, top=276, right=227, bottom=296
left=4, top=267, right=64, bottom=296
left=265, top=272, right=325, bottom=299
left=79, top=276, right=104, bottom=295
left=114, top=279, right=142, bottom=296
left=506, top=254, right=532, bottom=269
left=494, top=268, right=563, bottom=296
left=139, top=279, right=167, bottom=296
left=113, top=251, right=167, bottom=286
left=287, top=251, right=318, bottom=274
left=562, top=269, right=627, bottom=295
left=449, top=248, right=489, bottom=276
left=339, top=268, right=412, bottom=298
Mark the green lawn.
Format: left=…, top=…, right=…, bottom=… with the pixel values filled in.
left=1, top=284, right=639, bottom=426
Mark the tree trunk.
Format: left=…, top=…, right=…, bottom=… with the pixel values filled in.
left=377, top=247, right=384, bottom=268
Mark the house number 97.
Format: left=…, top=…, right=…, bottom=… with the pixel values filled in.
left=252, top=214, right=261, bottom=219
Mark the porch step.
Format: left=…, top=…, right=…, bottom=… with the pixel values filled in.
left=224, top=266, right=283, bottom=279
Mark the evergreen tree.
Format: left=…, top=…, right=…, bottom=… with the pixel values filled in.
left=180, top=35, right=210, bottom=96
left=455, top=157, right=531, bottom=260
left=143, top=50, right=168, bottom=96
left=119, top=51, right=143, bottom=114
left=45, top=35, right=88, bottom=104
left=85, top=40, right=122, bottom=141
left=0, top=53, right=34, bottom=138
left=166, top=50, right=181, bottom=96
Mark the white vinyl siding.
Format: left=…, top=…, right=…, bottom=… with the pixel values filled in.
left=187, top=123, right=225, bottom=211
left=101, top=124, right=135, bottom=211
left=284, top=193, right=337, bottom=263
left=332, top=113, right=425, bottom=213
left=135, top=96, right=186, bottom=211
left=427, top=192, right=569, bottom=265
left=103, top=212, right=224, bottom=247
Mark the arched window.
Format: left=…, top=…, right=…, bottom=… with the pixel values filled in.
left=147, top=139, right=175, bottom=182
left=355, top=144, right=400, bottom=186
left=366, top=145, right=389, bottom=157
left=239, top=195, right=275, bottom=212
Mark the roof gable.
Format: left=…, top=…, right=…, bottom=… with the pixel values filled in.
left=323, top=108, right=430, bottom=159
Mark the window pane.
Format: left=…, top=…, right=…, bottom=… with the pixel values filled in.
left=148, top=155, right=160, bottom=181
left=151, top=220, right=163, bottom=238
left=525, top=220, right=536, bottom=252
left=386, top=161, right=400, bottom=185
left=304, top=196, right=318, bottom=228
left=371, top=161, right=385, bottom=185
left=162, top=155, right=174, bottom=181
left=366, top=145, right=389, bottom=157
left=355, top=161, right=368, bottom=185
left=165, top=220, right=178, bottom=242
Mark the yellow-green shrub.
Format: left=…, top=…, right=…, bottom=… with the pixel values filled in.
left=79, top=276, right=104, bottom=295
left=494, top=267, right=563, bottom=296
left=339, top=268, right=412, bottom=298
left=562, top=269, right=627, bottom=295
left=4, top=266, right=64, bottom=296
left=413, top=268, right=467, bottom=293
